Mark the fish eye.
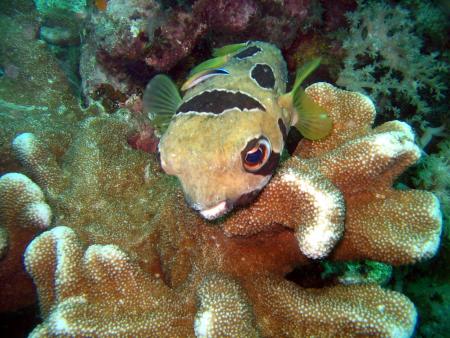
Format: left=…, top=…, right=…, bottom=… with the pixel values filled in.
left=243, top=138, right=271, bottom=172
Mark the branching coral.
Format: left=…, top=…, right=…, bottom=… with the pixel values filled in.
left=25, top=226, right=193, bottom=337
left=336, top=0, right=448, bottom=118
left=24, top=224, right=419, bottom=337
left=0, top=82, right=439, bottom=336
left=0, top=172, right=51, bottom=311
left=12, top=133, right=65, bottom=195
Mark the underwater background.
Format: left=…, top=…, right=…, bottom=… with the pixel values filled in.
left=0, top=0, right=448, bottom=337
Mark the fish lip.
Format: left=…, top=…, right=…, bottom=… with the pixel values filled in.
left=199, top=201, right=229, bottom=220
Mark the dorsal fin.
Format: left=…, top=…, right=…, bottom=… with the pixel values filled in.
left=143, top=74, right=181, bottom=134
left=212, top=42, right=247, bottom=57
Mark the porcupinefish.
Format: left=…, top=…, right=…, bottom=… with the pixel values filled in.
left=143, top=41, right=331, bottom=220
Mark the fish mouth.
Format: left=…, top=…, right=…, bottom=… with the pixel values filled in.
left=199, top=201, right=229, bottom=220
left=196, top=189, right=261, bottom=220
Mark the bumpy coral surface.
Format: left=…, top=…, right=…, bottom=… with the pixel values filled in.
left=34, top=0, right=87, bottom=45
left=0, top=173, right=51, bottom=311
left=0, top=82, right=440, bottom=336
left=0, top=9, right=86, bottom=174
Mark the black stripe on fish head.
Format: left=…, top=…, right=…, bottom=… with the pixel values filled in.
left=235, top=46, right=262, bottom=59
left=176, top=90, right=266, bottom=115
left=250, top=64, right=275, bottom=90
left=278, top=118, right=287, bottom=143
left=285, top=127, right=303, bottom=155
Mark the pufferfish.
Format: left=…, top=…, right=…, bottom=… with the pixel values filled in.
left=143, top=41, right=331, bottom=220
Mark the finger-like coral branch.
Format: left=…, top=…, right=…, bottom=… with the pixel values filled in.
left=25, top=226, right=193, bottom=337
left=12, top=133, right=64, bottom=195
left=0, top=172, right=52, bottom=311
left=247, top=275, right=417, bottom=337
left=332, top=190, right=442, bottom=264
left=223, top=169, right=345, bottom=259
left=24, top=226, right=84, bottom=317
left=195, top=274, right=259, bottom=337
left=0, top=173, right=52, bottom=230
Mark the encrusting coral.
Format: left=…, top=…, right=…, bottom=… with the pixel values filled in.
left=0, top=9, right=86, bottom=176
left=0, top=82, right=438, bottom=336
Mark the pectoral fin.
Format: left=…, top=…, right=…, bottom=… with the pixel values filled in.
left=293, top=88, right=332, bottom=140
left=281, top=58, right=332, bottom=140
left=143, top=74, right=182, bottom=134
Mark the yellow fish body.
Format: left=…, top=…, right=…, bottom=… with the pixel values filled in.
left=144, top=41, right=331, bottom=219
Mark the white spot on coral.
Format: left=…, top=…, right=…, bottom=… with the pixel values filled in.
left=302, top=225, right=336, bottom=258
left=281, top=169, right=344, bottom=258
left=413, top=195, right=442, bottom=260
left=27, top=202, right=52, bottom=229
left=46, top=297, right=87, bottom=336
left=372, top=131, right=420, bottom=161
left=12, top=132, right=37, bottom=157
left=194, top=310, right=214, bottom=338
left=385, top=305, right=417, bottom=338
left=52, top=226, right=73, bottom=238
left=53, top=311, right=70, bottom=333
left=430, top=195, right=443, bottom=222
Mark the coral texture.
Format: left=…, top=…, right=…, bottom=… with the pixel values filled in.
left=80, top=0, right=160, bottom=102
left=34, top=0, right=87, bottom=45
left=336, top=1, right=448, bottom=117
left=0, top=173, right=51, bottom=311
left=0, top=10, right=86, bottom=173
left=5, top=83, right=440, bottom=336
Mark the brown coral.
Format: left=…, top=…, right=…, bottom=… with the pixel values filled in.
left=25, top=225, right=418, bottom=337
left=0, top=173, right=51, bottom=311
left=6, top=83, right=440, bottom=336
left=25, top=226, right=193, bottom=337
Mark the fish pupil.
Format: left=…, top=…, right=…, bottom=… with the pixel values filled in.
left=246, top=147, right=264, bottom=164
